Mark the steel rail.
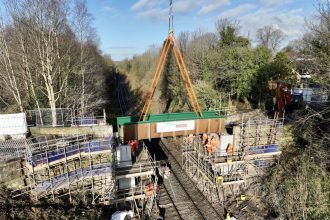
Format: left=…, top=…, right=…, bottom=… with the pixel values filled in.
left=159, top=139, right=225, bottom=220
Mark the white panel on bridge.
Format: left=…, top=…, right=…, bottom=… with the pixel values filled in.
left=156, top=120, right=195, bottom=133
left=0, top=113, right=27, bottom=135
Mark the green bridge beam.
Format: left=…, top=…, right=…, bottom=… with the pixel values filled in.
left=117, top=111, right=224, bottom=127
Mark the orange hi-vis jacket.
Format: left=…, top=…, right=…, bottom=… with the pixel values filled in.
left=226, top=143, right=233, bottom=156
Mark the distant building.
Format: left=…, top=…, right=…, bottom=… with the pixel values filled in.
left=286, top=51, right=318, bottom=85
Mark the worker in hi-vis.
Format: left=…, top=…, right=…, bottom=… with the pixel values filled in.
left=206, top=138, right=212, bottom=153
left=202, top=133, right=208, bottom=144
left=210, top=136, right=217, bottom=152
left=226, top=211, right=237, bottom=220
left=226, top=143, right=233, bottom=157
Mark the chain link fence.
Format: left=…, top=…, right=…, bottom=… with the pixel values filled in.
left=0, top=135, right=89, bottom=162
left=26, top=108, right=73, bottom=127
left=26, top=108, right=106, bottom=127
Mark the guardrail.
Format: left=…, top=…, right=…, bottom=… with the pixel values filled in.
left=26, top=108, right=107, bottom=127
left=28, top=138, right=112, bottom=168
left=246, top=144, right=280, bottom=155
left=0, top=135, right=90, bottom=162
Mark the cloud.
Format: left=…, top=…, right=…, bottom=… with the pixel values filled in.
left=131, top=0, right=226, bottom=17
left=258, top=0, right=294, bottom=6
left=101, top=6, right=113, bottom=12
left=130, top=0, right=166, bottom=20
left=131, top=0, right=158, bottom=11
left=238, top=7, right=305, bottom=45
left=219, top=3, right=256, bottom=18
left=129, top=0, right=306, bottom=41
left=137, top=8, right=168, bottom=20
left=174, top=0, right=204, bottom=14
left=198, top=0, right=230, bottom=15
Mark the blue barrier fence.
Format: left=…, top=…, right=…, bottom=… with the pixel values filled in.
left=254, top=160, right=269, bottom=168
left=37, top=163, right=112, bottom=190
left=30, top=137, right=112, bottom=167
left=247, top=144, right=279, bottom=155
left=72, top=116, right=97, bottom=126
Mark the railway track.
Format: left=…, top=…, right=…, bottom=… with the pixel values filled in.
left=157, top=184, right=183, bottom=220
left=116, top=75, right=223, bottom=219
left=116, top=75, right=141, bottom=116
left=116, top=76, right=128, bottom=115
left=145, top=140, right=224, bottom=220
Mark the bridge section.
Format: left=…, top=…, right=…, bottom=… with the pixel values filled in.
left=117, top=111, right=225, bottom=142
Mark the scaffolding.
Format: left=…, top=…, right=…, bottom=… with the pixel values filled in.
left=0, top=139, right=31, bottom=161
left=182, top=137, right=219, bottom=203
left=112, top=142, right=160, bottom=218
left=181, top=115, right=284, bottom=203
left=235, top=117, right=284, bottom=151
left=7, top=133, right=161, bottom=219
left=0, top=135, right=89, bottom=162
left=182, top=137, right=246, bottom=204
left=12, top=135, right=114, bottom=205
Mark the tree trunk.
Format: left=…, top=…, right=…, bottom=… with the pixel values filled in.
left=19, top=33, right=44, bottom=125
left=0, top=29, right=24, bottom=112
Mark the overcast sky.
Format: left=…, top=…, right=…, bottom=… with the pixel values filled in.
left=86, top=0, right=317, bottom=61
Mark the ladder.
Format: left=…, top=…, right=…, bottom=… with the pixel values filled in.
left=268, top=111, right=279, bottom=144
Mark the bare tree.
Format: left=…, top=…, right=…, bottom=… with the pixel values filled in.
left=0, top=21, right=24, bottom=112
left=215, top=18, right=240, bottom=40
left=5, top=0, right=44, bottom=122
left=178, top=31, right=190, bottom=53
left=34, top=0, right=70, bottom=126
left=72, top=0, right=93, bottom=115
left=286, top=39, right=306, bottom=52
left=267, top=2, right=330, bottom=218
left=256, top=25, right=286, bottom=53
left=187, top=31, right=217, bottom=80
left=305, top=0, right=330, bottom=77
left=0, top=0, right=111, bottom=123
left=4, top=0, right=72, bottom=126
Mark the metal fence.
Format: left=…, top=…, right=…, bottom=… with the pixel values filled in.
left=71, top=115, right=106, bottom=126
left=0, top=139, right=32, bottom=161
left=208, top=107, right=236, bottom=116
left=246, top=144, right=280, bottom=155
left=26, top=108, right=73, bottom=127
left=293, top=87, right=328, bottom=104
left=26, top=108, right=106, bottom=127
left=28, top=137, right=112, bottom=168
left=0, top=135, right=89, bottom=162
left=11, top=135, right=114, bottom=202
